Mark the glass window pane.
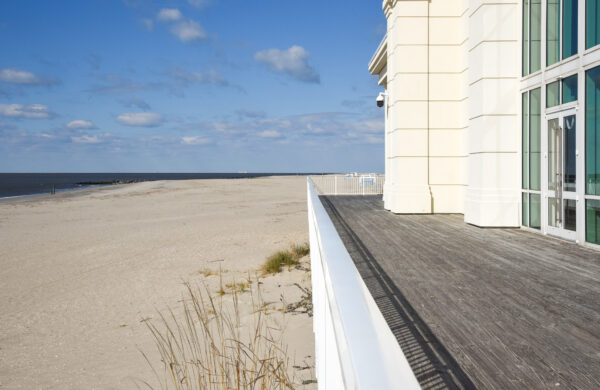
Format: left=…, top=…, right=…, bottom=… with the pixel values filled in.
left=586, top=199, right=600, bottom=244
left=530, top=88, right=541, bottom=190
left=587, top=0, right=600, bottom=49
left=548, top=118, right=560, bottom=191
left=547, top=0, right=560, bottom=66
left=523, top=0, right=530, bottom=75
left=522, top=92, right=529, bottom=189
left=562, top=0, right=578, bottom=58
left=530, top=193, right=541, bottom=229
left=564, top=114, right=577, bottom=191
left=547, top=80, right=560, bottom=107
left=586, top=66, right=600, bottom=195
left=564, top=199, right=577, bottom=231
left=522, top=192, right=529, bottom=226
left=562, top=74, right=578, bottom=103
left=531, top=0, right=541, bottom=72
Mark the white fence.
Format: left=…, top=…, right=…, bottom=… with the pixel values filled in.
left=307, top=178, right=420, bottom=389
left=310, top=174, right=384, bottom=196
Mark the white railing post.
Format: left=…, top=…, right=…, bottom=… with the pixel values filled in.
left=334, top=175, right=337, bottom=196
left=308, top=174, right=385, bottom=196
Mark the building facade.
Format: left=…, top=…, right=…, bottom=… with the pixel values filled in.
left=369, top=0, right=600, bottom=246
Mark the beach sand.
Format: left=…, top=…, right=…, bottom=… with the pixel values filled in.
left=0, top=176, right=315, bottom=389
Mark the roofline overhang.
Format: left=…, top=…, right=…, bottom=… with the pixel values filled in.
left=368, top=34, right=387, bottom=77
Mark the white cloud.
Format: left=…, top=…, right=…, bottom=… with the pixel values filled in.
left=188, top=0, right=210, bottom=8
left=236, top=109, right=266, bottom=119
left=0, top=68, right=38, bottom=84
left=0, top=68, right=56, bottom=85
left=171, top=69, right=227, bottom=86
left=181, top=136, right=211, bottom=145
left=254, top=46, right=320, bottom=83
left=141, top=18, right=154, bottom=31
left=0, top=104, right=52, bottom=119
left=121, top=96, right=151, bottom=110
left=170, top=20, right=206, bottom=42
left=117, top=112, right=162, bottom=127
left=157, top=8, right=182, bottom=22
left=71, top=135, right=101, bottom=144
left=257, top=130, right=281, bottom=138
left=66, top=120, right=95, bottom=129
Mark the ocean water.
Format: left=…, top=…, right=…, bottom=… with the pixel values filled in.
left=0, top=173, right=308, bottom=198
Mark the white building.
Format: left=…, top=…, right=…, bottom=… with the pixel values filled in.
left=369, top=0, right=600, bottom=246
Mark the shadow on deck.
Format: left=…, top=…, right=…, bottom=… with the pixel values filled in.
left=321, top=195, right=600, bottom=390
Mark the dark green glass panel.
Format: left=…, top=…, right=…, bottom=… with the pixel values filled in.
left=563, top=0, right=578, bottom=58
left=587, top=0, right=600, bottom=49
left=586, top=199, right=600, bottom=244
left=547, top=0, right=560, bottom=66
left=522, top=192, right=529, bottom=226
left=530, top=88, right=541, bottom=190
left=547, top=80, right=560, bottom=107
left=531, top=0, right=542, bottom=72
left=562, top=74, right=578, bottom=103
left=523, top=0, right=530, bottom=75
left=586, top=66, right=600, bottom=195
left=530, top=193, right=541, bottom=229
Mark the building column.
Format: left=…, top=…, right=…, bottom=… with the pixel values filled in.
left=384, top=0, right=432, bottom=213
left=464, top=1, right=521, bottom=227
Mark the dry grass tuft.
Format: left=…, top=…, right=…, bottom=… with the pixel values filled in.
left=197, top=268, right=216, bottom=277
left=262, top=243, right=310, bottom=275
left=225, top=280, right=251, bottom=293
left=262, top=251, right=298, bottom=274
left=142, top=282, right=297, bottom=389
left=291, top=243, right=310, bottom=259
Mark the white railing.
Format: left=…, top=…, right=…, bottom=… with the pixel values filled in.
left=310, top=174, right=384, bottom=196
left=307, top=177, right=420, bottom=390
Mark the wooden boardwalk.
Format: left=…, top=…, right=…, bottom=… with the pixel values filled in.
left=321, top=195, right=600, bottom=390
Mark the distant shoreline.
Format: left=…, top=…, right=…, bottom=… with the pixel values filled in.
left=0, top=172, right=324, bottom=199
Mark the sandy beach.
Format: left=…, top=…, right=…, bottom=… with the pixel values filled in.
left=0, top=176, right=314, bottom=389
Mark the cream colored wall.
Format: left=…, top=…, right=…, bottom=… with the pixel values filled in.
left=428, top=0, right=469, bottom=213
left=464, top=0, right=520, bottom=226
left=384, top=1, right=431, bottom=213
left=383, top=0, right=468, bottom=214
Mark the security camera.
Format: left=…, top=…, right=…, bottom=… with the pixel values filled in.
left=376, top=92, right=386, bottom=107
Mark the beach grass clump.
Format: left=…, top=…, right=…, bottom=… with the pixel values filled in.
left=225, top=280, right=251, bottom=293
left=291, top=243, right=310, bottom=259
left=143, top=282, right=297, bottom=389
left=262, top=243, right=310, bottom=275
left=197, top=268, right=216, bottom=277
left=263, top=250, right=298, bottom=274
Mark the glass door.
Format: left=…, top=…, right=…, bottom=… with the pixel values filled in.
left=546, top=110, right=577, bottom=240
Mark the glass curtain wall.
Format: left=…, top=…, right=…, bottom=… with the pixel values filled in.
left=524, top=0, right=542, bottom=75
left=562, top=74, right=578, bottom=103
left=586, top=66, right=600, bottom=244
left=548, top=0, right=560, bottom=65
left=587, top=0, right=600, bottom=49
left=547, top=0, right=579, bottom=67
left=563, top=0, right=578, bottom=58
left=522, top=88, right=542, bottom=229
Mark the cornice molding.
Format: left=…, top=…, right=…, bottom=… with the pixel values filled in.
left=383, top=0, right=429, bottom=18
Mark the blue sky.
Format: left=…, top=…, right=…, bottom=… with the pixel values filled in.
left=0, top=0, right=386, bottom=173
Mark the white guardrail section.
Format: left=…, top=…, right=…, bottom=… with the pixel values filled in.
left=310, top=174, right=384, bottom=195
left=307, top=177, right=420, bottom=390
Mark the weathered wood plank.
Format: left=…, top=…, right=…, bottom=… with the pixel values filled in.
left=321, top=195, right=600, bottom=390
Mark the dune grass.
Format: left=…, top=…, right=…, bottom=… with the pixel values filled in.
left=291, top=243, right=310, bottom=259
left=262, top=243, right=310, bottom=275
left=142, top=282, right=297, bottom=390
